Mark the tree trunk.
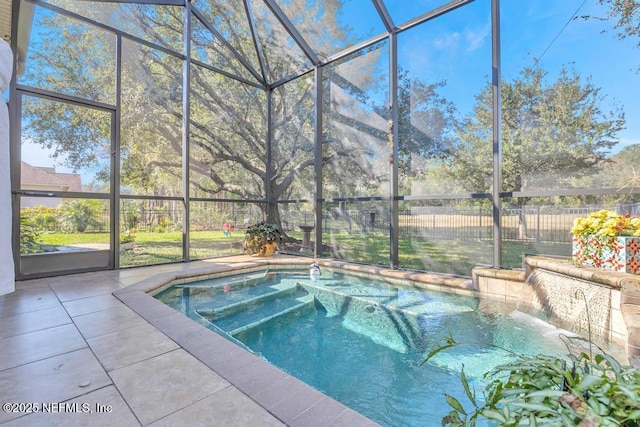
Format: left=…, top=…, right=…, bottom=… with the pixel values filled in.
left=518, top=210, right=529, bottom=239
left=517, top=198, right=530, bottom=240
left=264, top=202, right=285, bottom=235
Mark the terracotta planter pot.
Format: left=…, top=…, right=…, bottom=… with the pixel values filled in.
left=257, top=242, right=277, bottom=257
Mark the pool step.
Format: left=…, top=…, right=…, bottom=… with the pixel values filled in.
left=173, top=278, right=301, bottom=314
left=299, top=282, right=426, bottom=353
left=196, top=283, right=313, bottom=334
left=196, top=281, right=301, bottom=318
left=174, top=271, right=270, bottom=289
left=228, top=295, right=315, bottom=336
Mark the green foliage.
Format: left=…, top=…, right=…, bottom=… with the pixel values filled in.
left=21, top=206, right=60, bottom=232
left=36, top=232, right=110, bottom=246
left=145, top=216, right=176, bottom=233
left=592, top=145, right=640, bottom=203
left=119, top=232, right=136, bottom=244
left=120, top=206, right=141, bottom=231
left=243, top=222, right=283, bottom=255
left=59, top=199, right=103, bottom=233
left=424, top=337, right=640, bottom=426
left=444, top=66, right=625, bottom=194
left=20, top=214, right=43, bottom=255
left=585, top=1, right=640, bottom=51
left=396, top=69, right=457, bottom=179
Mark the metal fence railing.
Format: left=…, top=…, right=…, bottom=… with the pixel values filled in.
left=319, top=203, right=639, bottom=244
left=117, top=203, right=640, bottom=243
left=22, top=202, right=640, bottom=244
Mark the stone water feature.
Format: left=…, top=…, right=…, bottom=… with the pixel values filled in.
left=473, top=255, right=640, bottom=367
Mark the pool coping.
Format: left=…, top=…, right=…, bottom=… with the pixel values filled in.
left=113, top=256, right=474, bottom=425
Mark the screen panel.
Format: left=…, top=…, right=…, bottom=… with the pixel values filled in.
left=20, top=197, right=111, bottom=276
left=189, top=201, right=263, bottom=260
left=21, top=96, right=112, bottom=193
left=120, top=39, right=183, bottom=197
left=189, top=63, right=267, bottom=201
left=119, top=198, right=184, bottom=267
left=397, top=0, right=491, bottom=197
left=500, top=0, right=639, bottom=193
left=19, top=5, right=117, bottom=105
left=398, top=199, right=493, bottom=275
left=322, top=41, right=390, bottom=200
left=321, top=201, right=390, bottom=267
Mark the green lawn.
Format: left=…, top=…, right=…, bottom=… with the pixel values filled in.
left=323, top=232, right=571, bottom=275
left=35, top=230, right=571, bottom=274
left=120, top=231, right=246, bottom=266
left=37, top=230, right=245, bottom=267
left=39, top=232, right=110, bottom=246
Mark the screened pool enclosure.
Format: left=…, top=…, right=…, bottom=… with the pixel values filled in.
left=6, top=0, right=640, bottom=279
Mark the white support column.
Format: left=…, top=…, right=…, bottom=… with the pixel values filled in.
left=0, top=39, right=15, bottom=295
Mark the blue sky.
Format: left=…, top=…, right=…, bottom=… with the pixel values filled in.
left=330, top=0, right=638, bottom=152
left=393, top=0, right=639, bottom=151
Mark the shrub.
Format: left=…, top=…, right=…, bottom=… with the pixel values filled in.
left=119, top=231, right=136, bottom=244
left=60, top=199, right=103, bottom=233
left=22, top=206, right=59, bottom=232
left=20, top=213, right=43, bottom=254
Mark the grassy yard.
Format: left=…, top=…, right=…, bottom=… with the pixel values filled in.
left=38, top=232, right=110, bottom=246
left=35, top=229, right=571, bottom=274
left=323, top=232, right=571, bottom=275
left=37, top=230, right=246, bottom=267
left=120, top=231, right=246, bottom=266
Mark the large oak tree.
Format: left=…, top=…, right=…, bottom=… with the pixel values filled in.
left=443, top=66, right=625, bottom=237
left=22, top=1, right=454, bottom=231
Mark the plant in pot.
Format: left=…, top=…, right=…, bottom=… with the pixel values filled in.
left=571, top=209, right=640, bottom=274
left=243, top=222, right=283, bottom=256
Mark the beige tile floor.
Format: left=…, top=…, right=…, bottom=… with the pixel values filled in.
left=0, top=256, right=376, bottom=426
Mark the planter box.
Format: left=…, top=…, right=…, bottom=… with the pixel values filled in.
left=572, top=236, right=640, bottom=275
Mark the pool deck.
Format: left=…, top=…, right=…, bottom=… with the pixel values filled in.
left=0, top=255, right=382, bottom=426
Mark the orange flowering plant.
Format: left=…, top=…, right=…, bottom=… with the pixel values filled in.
left=571, top=210, right=640, bottom=273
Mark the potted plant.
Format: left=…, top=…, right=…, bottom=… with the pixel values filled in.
left=243, top=222, right=283, bottom=256
left=571, top=209, right=640, bottom=274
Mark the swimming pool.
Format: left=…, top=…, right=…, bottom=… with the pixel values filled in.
left=153, top=268, right=608, bottom=425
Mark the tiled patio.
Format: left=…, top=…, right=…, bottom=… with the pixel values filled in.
left=0, top=256, right=377, bottom=426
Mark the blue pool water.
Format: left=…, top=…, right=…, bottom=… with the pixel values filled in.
left=153, top=270, right=616, bottom=426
